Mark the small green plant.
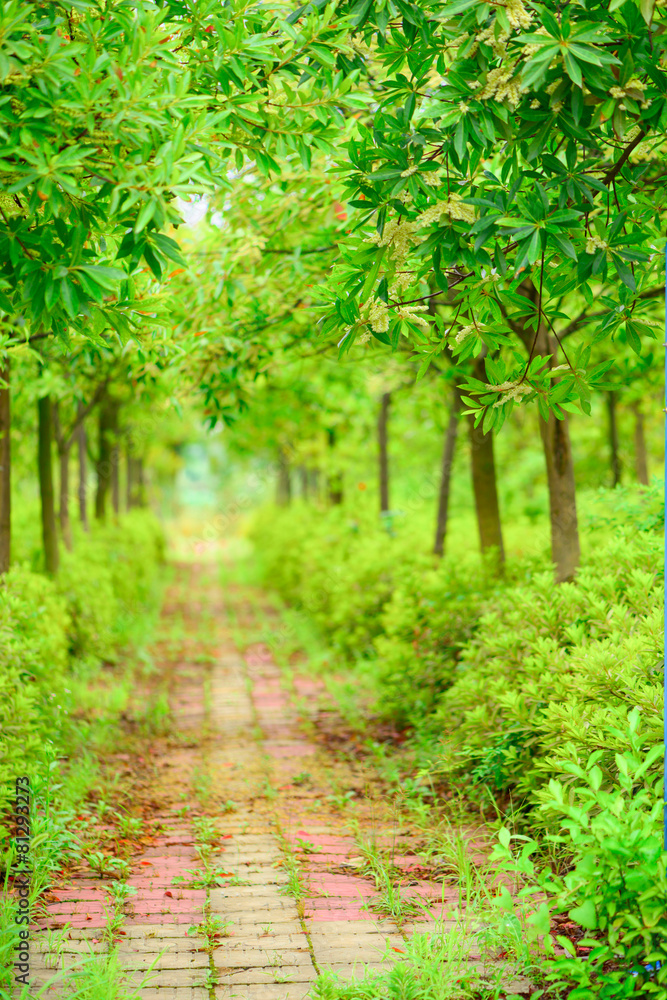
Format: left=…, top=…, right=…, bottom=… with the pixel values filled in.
left=189, top=913, right=232, bottom=941
left=293, top=772, right=313, bottom=786
left=278, top=850, right=307, bottom=901
left=86, top=852, right=131, bottom=879
left=326, top=789, right=356, bottom=810
left=191, top=767, right=213, bottom=804
left=296, top=838, right=321, bottom=855
left=114, top=812, right=144, bottom=838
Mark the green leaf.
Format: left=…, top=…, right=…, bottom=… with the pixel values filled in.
left=77, top=266, right=126, bottom=290
left=549, top=232, right=577, bottom=260
left=640, top=0, right=656, bottom=22
left=569, top=899, right=597, bottom=930
left=361, top=248, right=386, bottom=302
left=134, top=199, right=157, bottom=235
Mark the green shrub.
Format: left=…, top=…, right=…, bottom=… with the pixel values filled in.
left=58, top=511, right=166, bottom=660
left=251, top=487, right=664, bottom=828
left=493, top=715, right=667, bottom=997
left=0, top=566, right=70, bottom=815
left=434, top=527, right=662, bottom=821
left=0, top=511, right=166, bottom=824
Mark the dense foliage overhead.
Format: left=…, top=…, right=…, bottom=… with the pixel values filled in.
left=318, top=0, right=666, bottom=428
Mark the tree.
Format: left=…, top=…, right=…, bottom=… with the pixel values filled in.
left=0, top=0, right=359, bottom=569
left=321, top=0, right=667, bottom=580
left=433, top=388, right=460, bottom=558
left=377, top=392, right=391, bottom=514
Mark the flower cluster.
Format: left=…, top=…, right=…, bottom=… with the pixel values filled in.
left=367, top=298, right=389, bottom=333
left=395, top=303, right=429, bottom=328
left=454, top=323, right=479, bottom=344
left=417, top=192, right=475, bottom=227
left=368, top=218, right=421, bottom=266
left=490, top=380, right=533, bottom=408
left=473, top=21, right=510, bottom=58
left=504, top=0, right=533, bottom=29
left=609, top=79, right=645, bottom=100
left=478, top=64, right=523, bottom=106
left=585, top=234, right=610, bottom=256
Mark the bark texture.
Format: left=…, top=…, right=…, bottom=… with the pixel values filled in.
left=78, top=412, right=89, bottom=531
left=378, top=392, right=390, bottom=513
left=468, top=412, right=505, bottom=566
left=95, top=396, right=118, bottom=521
left=539, top=411, right=579, bottom=581
left=607, top=391, right=621, bottom=487
left=434, top=391, right=460, bottom=557
left=518, top=283, right=580, bottom=582
left=38, top=395, right=59, bottom=575
left=298, top=466, right=308, bottom=500
left=276, top=448, right=292, bottom=506
left=111, top=442, right=120, bottom=515
left=59, top=445, right=72, bottom=551
left=633, top=402, right=649, bottom=485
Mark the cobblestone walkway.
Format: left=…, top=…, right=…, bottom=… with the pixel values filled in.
left=22, top=566, right=529, bottom=1000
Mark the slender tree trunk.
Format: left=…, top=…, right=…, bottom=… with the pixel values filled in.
left=137, top=457, right=146, bottom=506
left=309, top=468, right=320, bottom=501
left=95, top=397, right=117, bottom=521
left=434, top=391, right=460, bottom=557
left=0, top=359, right=10, bottom=574
left=59, top=445, right=73, bottom=551
left=126, top=442, right=134, bottom=510
left=77, top=407, right=89, bottom=531
left=539, top=412, right=579, bottom=581
left=633, top=402, right=649, bottom=485
left=519, top=283, right=580, bottom=582
left=378, top=392, right=390, bottom=513
left=468, top=413, right=505, bottom=566
left=111, top=442, right=120, bottom=515
left=38, top=395, right=59, bottom=575
left=607, top=391, right=621, bottom=487
left=276, top=448, right=291, bottom=505
left=298, top=465, right=308, bottom=500
left=327, top=428, right=343, bottom=505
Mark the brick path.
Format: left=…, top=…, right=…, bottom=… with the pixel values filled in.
left=17, top=567, right=531, bottom=999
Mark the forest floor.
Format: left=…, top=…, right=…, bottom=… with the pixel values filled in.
left=24, top=562, right=536, bottom=1000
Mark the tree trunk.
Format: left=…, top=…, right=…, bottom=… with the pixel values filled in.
left=298, top=465, right=308, bottom=500
left=127, top=443, right=134, bottom=510
left=468, top=412, right=505, bottom=566
left=326, top=428, right=343, bottom=505
left=309, top=468, right=320, bottom=501
left=95, top=397, right=117, bottom=522
left=633, top=402, right=649, bottom=485
left=59, top=444, right=73, bottom=551
left=111, top=442, right=120, bottom=515
left=77, top=407, right=89, bottom=531
left=38, top=395, right=59, bottom=575
left=0, top=359, right=10, bottom=574
left=137, top=457, right=146, bottom=506
left=519, top=283, right=580, bottom=582
left=539, top=411, right=579, bottom=581
left=434, top=391, right=460, bottom=557
left=276, top=448, right=291, bottom=505
left=378, top=392, right=390, bottom=513
left=607, top=391, right=621, bottom=487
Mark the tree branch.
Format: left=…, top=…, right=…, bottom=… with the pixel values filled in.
left=603, top=129, right=646, bottom=185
